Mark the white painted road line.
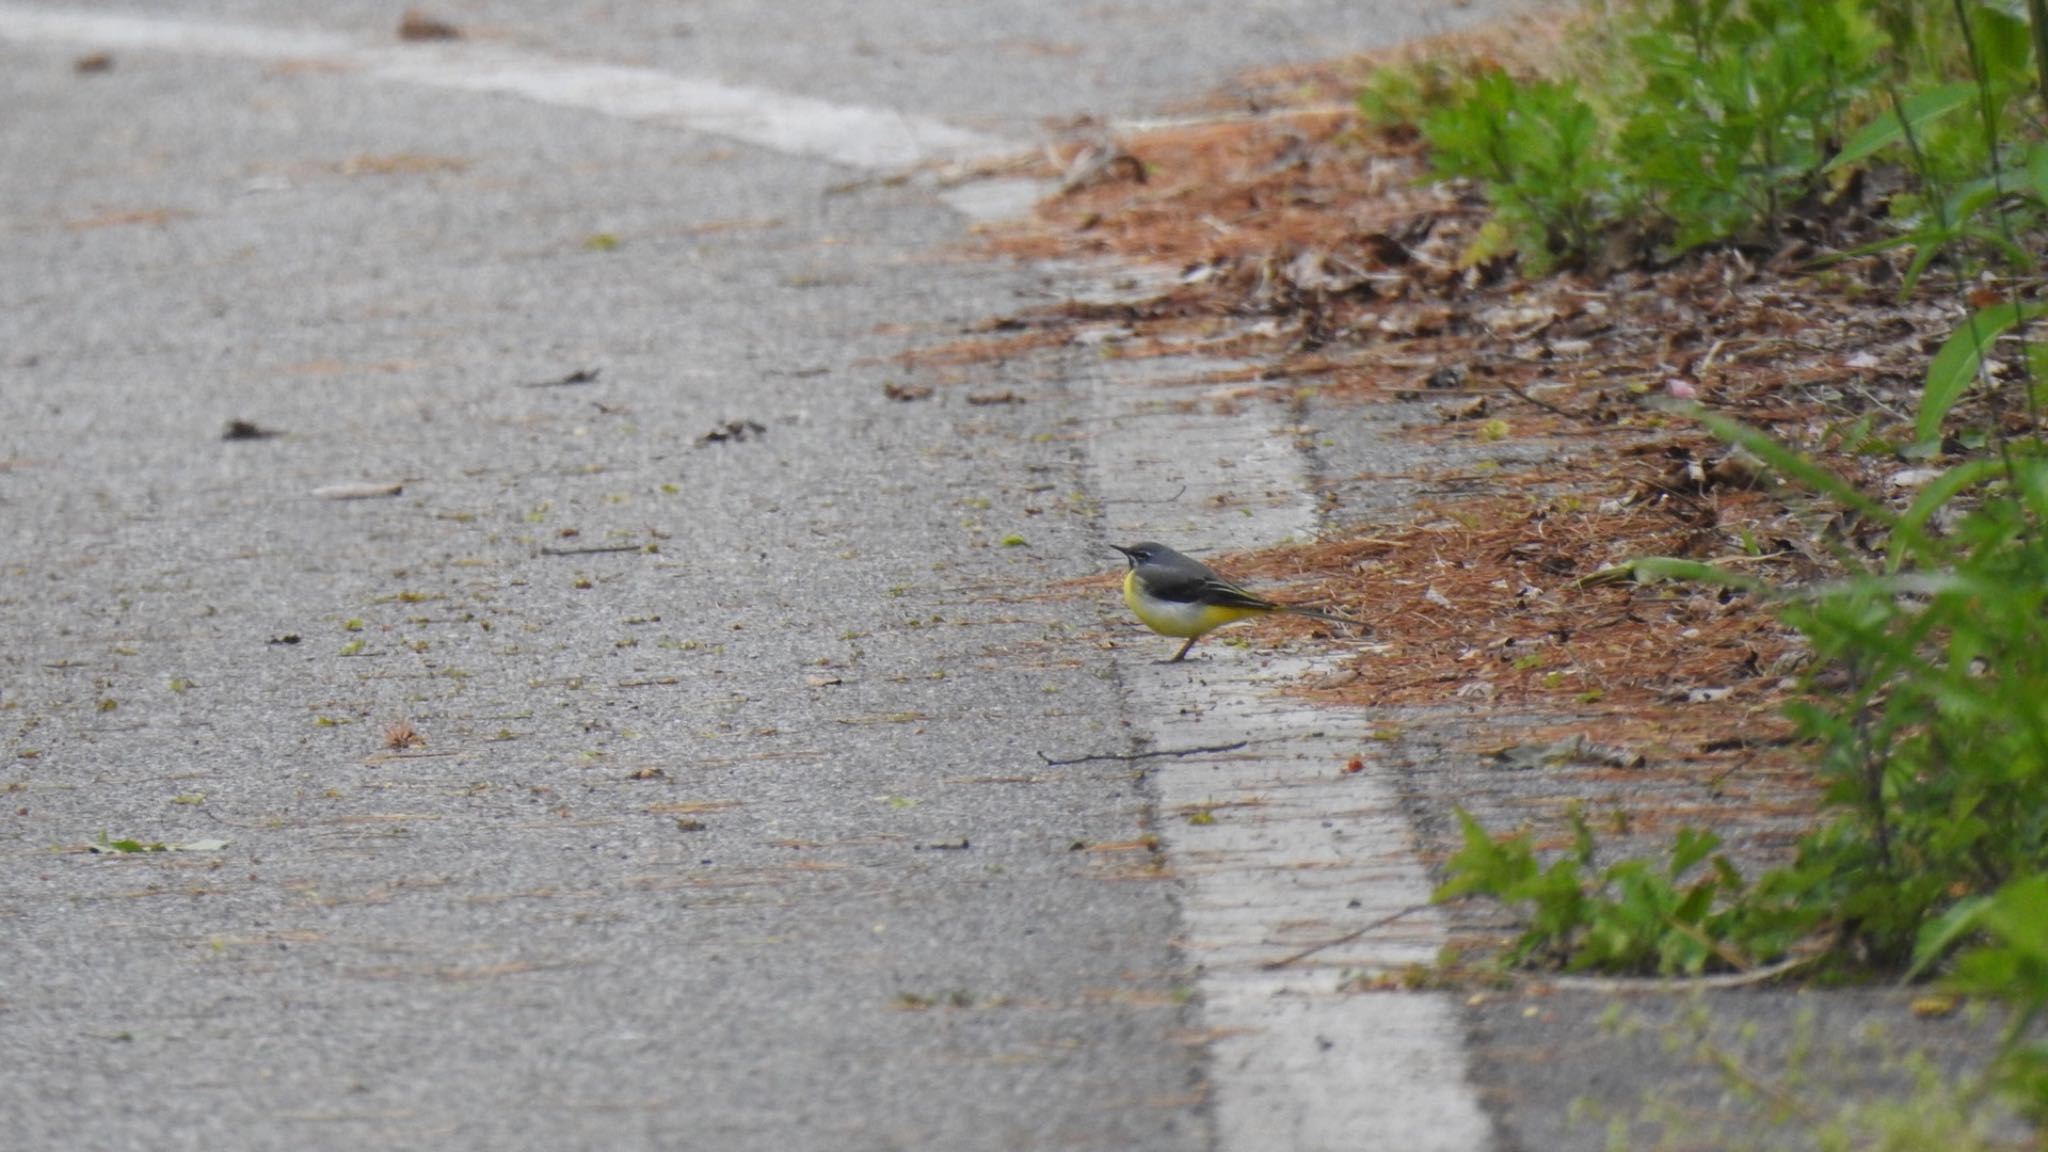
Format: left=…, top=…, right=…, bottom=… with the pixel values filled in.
left=0, top=5, right=350, bottom=57
left=1135, top=661, right=1493, bottom=1152
left=1089, top=353, right=1495, bottom=1151
left=0, top=5, right=1019, bottom=171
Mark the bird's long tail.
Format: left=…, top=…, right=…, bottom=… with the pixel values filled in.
left=1277, top=605, right=1363, bottom=628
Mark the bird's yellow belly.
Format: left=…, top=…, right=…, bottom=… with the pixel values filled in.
left=1124, top=571, right=1260, bottom=637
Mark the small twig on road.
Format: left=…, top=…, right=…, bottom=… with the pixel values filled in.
left=1498, top=379, right=1576, bottom=420
left=520, top=367, right=601, bottom=388
left=538, top=544, right=643, bottom=557
left=361, top=750, right=461, bottom=765
left=1260, top=903, right=1433, bottom=971
left=1101, top=483, right=1187, bottom=505
left=1036, top=740, right=1249, bottom=767
left=1548, top=952, right=1824, bottom=993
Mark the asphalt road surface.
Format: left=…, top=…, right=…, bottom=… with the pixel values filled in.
left=0, top=3, right=1505, bottom=1150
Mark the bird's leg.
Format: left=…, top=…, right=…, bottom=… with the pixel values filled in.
left=1170, top=636, right=1198, bottom=662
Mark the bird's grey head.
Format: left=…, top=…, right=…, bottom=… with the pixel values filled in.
left=1112, top=541, right=1173, bottom=568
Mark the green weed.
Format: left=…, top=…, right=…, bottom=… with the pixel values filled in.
left=1421, top=71, right=1618, bottom=270
left=1375, top=1, right=2045, bottom=270
left=1388, top=0, right=2048, bottom=1128
left=1439, top=807, right=1819, bottom=975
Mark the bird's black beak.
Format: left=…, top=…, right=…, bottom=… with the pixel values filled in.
left=1110, top=543, right=1136, bottom=567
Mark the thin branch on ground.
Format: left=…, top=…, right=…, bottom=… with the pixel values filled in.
left=1260, top=903, right=1434, bottom=970
left=1036, top=740, right=1251, bottom=766
left=1498, top=378, right=1577, bottom=419
left=1549, top=952, right=1826, bottom=993
left=538, top=544, right=644, bottom=557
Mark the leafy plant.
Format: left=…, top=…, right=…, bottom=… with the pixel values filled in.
left=1436, top=808, right=1816, bottom=975
left=1824, top=5, right=2044, bottom=296
left=1420, top=71, right=1619, bottom=270
left=1916, top=874, right=2048, bottom=1120
left=1382, top=1, right=2048, bottom=270
left=1356, top=55, right=1471, bottom=131
left=1639, top=436, right=2048, bottom=974
left=1918, top=300, right=2048, bottom=443
left=1619, top=0, right=1888, bottom=251
left=1382, top=0, right=2048, bottom=1134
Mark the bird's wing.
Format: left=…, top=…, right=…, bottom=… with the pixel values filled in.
left=1140, top=550, right=1281, bottom=611
left=1153, top=566, right=1354, bottom=623
left=1186, top=575, right=1281, bottom=612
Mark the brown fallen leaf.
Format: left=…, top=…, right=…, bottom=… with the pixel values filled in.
left=1911, top=994, right=1960, bottom=1019
left=697, top=419, right=766, bottom=445
left=1058, top=139, right=1146, bottom=194
left=646, top=800, right=739, bottom=815
left=222, top=419, right=282, bottom=441
left=313, top=482, right=404, bottom=500
left=1441, top=395, right=1488, bottom=422
left=382, top=722, right=425, bottom=750
left=882, top=381, right=934, bottom=402
left=338, top=153, right=469, bottom=177
left=64, top=208, right=191, bottom=232
left=74, top=52, right=113, bottom=74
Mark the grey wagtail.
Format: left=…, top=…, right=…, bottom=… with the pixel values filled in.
left=1111, top=541, right=1354, bottom=662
